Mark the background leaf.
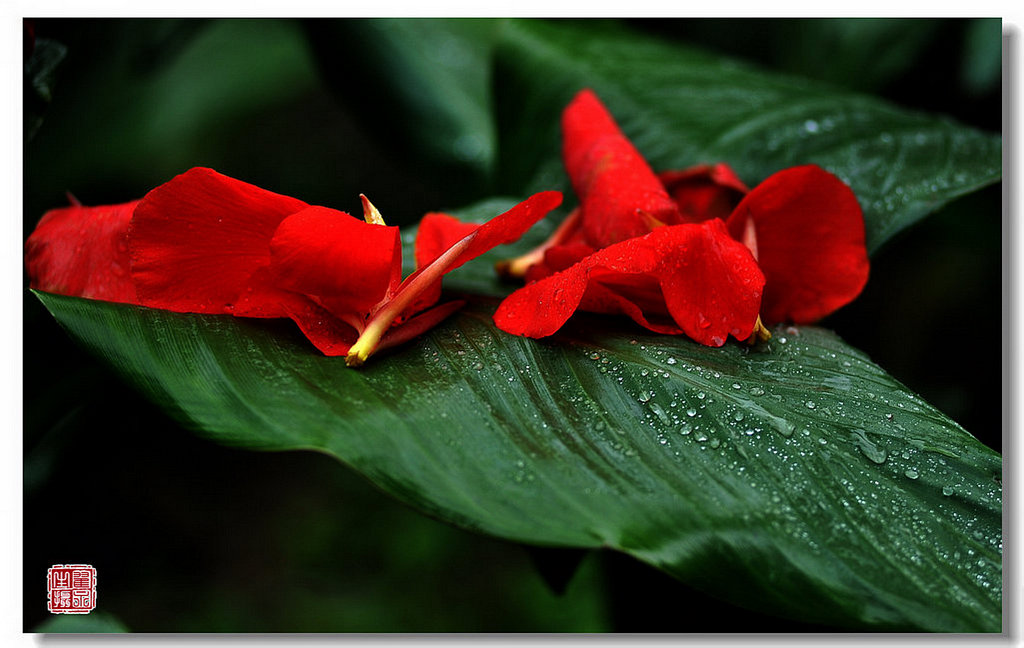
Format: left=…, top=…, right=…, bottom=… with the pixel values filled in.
left=34, top=292, right=1002, bottom=631
left=491, top=20, right=1001, bottom=253
left=305, top=19, right=501, bottom=205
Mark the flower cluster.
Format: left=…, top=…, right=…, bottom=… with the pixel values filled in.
left=26, top=167, right=561, bottom=365
left=26, top=89, right=869, bottom=365
left=490, top=89, right=870, bottom=345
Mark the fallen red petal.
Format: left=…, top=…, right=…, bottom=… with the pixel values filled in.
left=276, top=296, right=360, bottom=357
left=402, top=192, right=565, bottom=320
left=725, top=165, right=869, bottom=324
left=26, top=200, right=139, bottom=303
left=410, top=212, right=480, bottom=314
left=377, top=300, right=465, bottom=354
left=269, top=205, right=402, bottom=320
left=658, top=163, right=749, bottom=224
left=562, top=89, right=680, bottom=246
left=495, top=219, right=764, bottom=346
left=129, top=167, right=308, bottom=314
left=345, top=192, right=562, bottom=366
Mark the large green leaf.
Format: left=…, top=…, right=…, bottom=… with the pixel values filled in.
left=35, top=290, right=1001, bottom=631
left=492, top=20, right=1001, bottom=253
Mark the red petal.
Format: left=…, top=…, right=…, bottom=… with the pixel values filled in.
left=524, top=241, right=596, bottom=283
left=658, top=163, right=749, bottom=224
left=269, top=205, right=401, bottom=320
left=726, top=165, right=869, bottom=324
left=451, top=191, right=563, bottom=270
left=410, top=212, right=479, bottom=313
left=562, top=89, right=680, bottom=246
left=377, top=299, right=465, bottom=353
left=277, top=296, right=360, bottom=357
left=495, top=219, right=764, bottom=346
left=399, top=191, right=564, bottom=318
left=25, top=200, right=139, bottom=303
left=345, top=192, right=562, bottom=366
left=415, top=212, right=480, bottom=270
left=129, top=167, right=307, bottom=314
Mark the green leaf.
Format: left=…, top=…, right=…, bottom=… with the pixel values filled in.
left=33, top=611, right=129, bottom=633
left=492, top=20, right=1001, bottom=253
left=35, top=291, right=1001, bottom=631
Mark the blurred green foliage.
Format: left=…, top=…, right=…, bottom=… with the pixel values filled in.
left=24, top=18, right=1001, bottom=632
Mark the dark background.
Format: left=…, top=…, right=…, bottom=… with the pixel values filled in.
left=24, top=18, right=1002, bottom=632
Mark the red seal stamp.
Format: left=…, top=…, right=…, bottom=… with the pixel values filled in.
left=47, top=564, right=97, bottom=614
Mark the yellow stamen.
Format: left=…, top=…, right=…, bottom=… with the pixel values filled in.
left=637, top=209, right=667, bottom=230
left=747, top=315, right=771, bottom=345
left=360, top=194, right=386, bottom=226
left=495, top=208, right=582, bottom=280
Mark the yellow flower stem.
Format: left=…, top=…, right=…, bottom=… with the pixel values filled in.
left=346, top=231, right=476, bottom=367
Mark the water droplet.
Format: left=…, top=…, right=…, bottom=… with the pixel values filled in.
left=804, top=119, right=819, bottom=133
left=649, top=402, right=671, bottom=425
left=778, top=422, right=796, bottom=437
left=733, top=412, right=744, bottom=422
left=639, top=392, right=651, bottom=403
left=640, top=369, right=650, bottom=377
left=686, top=408, right=697, bottom=417
left=709, top=438, right=721, bottom=449
left=851, top=429, right=887, bottom=464
left=472, top=362, right=484, bottom=370
left=732, top=382, right=742, bottom=390
left=805, top=401, right=817, bottom=410
left=885, top=413, right=894, bottom=421
left=778, top=337, right=788, bottom=344
left=698, top=313, right=711, bottom=329
left=590, top=352, right=600, bottom=360
left=697, top=392, right=706, bottom=400
left=905, top=469, right=919, bottom=480
left=942, top=485, right=954, bottom=497
left=749, top=387, right=765, bottom=396
left=667, top=357, right=677, bottom=365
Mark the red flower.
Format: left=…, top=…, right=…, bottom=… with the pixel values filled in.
left=26, top=167, right=562, bottom=366
left=25, top=199, right=139, bottom=304
left=494, top=89, right=869, bottom=344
